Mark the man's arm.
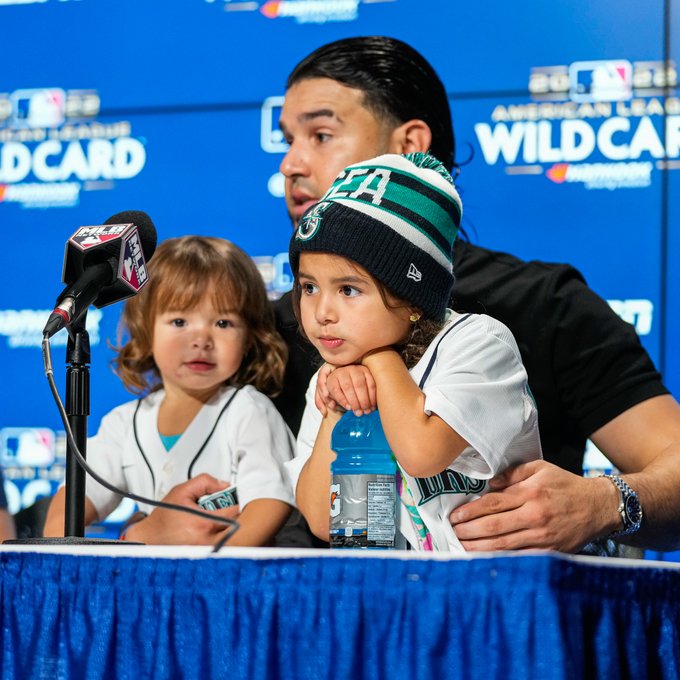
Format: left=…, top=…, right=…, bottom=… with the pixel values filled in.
left=590, top=394, right=680, bottom=550
left=450, top=395, right=680, bottom=552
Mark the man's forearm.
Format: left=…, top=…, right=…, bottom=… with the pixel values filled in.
left=591, top=395, right=680, bottom=551
left=615, top=444, right=680, bottom=551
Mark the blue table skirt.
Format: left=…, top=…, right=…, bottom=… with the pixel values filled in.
left=1, top=548, right=679, bottom=680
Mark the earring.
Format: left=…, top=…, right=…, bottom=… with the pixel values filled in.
left=409, top=312, right=421, bottom=323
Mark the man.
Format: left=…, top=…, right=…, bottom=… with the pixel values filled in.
left=271, top=36, right=680, bottom=553
left=121, top=36, right=680, bottom=551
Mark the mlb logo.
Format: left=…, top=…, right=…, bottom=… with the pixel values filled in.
left=10, top=88, right=66, bottom=128
left=569, top=60, right=632, bottom=102
left=260, top=96, right=288, bottom=153
left=119, top=229, right=149, bottom=292
left=0, top=427, right=55, bottom=467
left=70, top=223, right=129, bottom=249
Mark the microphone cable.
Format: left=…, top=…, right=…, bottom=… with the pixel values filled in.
left=42, top=334, right=238, bottom=553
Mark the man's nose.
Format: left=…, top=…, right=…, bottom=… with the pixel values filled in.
left=280, top=141, right=309, bottom=178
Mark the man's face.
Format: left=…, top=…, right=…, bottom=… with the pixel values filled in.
left=279, top=78, right=394, bottom=226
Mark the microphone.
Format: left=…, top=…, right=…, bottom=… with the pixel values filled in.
left=43, top=210, right=157, bottom=338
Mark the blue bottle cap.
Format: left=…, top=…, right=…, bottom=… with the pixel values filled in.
left=331, top=410, right=390, bottom=453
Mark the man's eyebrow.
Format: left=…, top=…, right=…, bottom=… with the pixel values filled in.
left=280, top=108, right=339, bottom=132
left=299, top=108, right=337, bottom=123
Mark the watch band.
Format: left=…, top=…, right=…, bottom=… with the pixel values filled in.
left=599, top=474, right=643, bottom=538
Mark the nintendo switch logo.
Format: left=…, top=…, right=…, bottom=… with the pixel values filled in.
left=9, top=88, right=66, bottom=128
left=569, top=60, right=633, bottom=102
left=260, top=96, right=288, bottom=153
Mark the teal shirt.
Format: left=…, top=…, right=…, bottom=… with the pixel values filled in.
left=159, top=433, right=182, bottom=451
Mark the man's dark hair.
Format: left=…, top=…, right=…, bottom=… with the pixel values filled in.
left=287, top=36, right=456, bottom=172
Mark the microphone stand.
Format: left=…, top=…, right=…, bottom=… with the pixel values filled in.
left=63, top=314, right=90, bottom=537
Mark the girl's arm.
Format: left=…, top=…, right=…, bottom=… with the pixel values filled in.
left=43, top=486, right=99, bottom=537
left=363, top=348, right=469, bottom=478
left=223, top=498, right=291, bottom=546
left=124, top=474, right=240, bottom=545
left=296, top=409, right=343, bottom=541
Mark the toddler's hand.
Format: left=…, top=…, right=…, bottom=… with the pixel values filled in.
left=326, top=365, right=377, bottom=416
left=315, top=363, right=338, bottom=416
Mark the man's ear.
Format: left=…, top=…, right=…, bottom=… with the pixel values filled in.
left=387, top=119, right=432, bottom=156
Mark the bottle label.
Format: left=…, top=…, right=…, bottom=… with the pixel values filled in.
left=330, top=473, right=396, bottom=549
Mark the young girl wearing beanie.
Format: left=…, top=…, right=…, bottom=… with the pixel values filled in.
left=286, top=152, right=542, bottom=551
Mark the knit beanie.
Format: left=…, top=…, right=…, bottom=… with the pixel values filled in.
left=288, top=152, right=462, bottom=321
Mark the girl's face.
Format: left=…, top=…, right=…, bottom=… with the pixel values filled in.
left=152, top=292, right=248, bottom=402
left=297, top=252, right=412, bottom=366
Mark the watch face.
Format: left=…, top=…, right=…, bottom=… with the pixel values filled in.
left=624, top=494, right=643, bottom=527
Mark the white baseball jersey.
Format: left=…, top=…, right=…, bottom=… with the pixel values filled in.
left=85, top=385, right=295, bottom=519
left=288, top=311, right=542, bottom=551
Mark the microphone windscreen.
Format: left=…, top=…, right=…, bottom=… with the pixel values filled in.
left=105, top=210, right=157, bottom=261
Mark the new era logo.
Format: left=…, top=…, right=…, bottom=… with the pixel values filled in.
left=407, top=263, right=422, bottom=282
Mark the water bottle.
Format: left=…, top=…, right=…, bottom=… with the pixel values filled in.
left=329, top=409, right=398, bottom=549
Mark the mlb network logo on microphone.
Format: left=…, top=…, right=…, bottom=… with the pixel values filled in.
left=69, top=223, right=149, bottom=297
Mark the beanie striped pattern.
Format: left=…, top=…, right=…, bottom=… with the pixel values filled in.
left=289, top=152, right=462, bottom=320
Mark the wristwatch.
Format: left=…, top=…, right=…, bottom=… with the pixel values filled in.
left=600, top=474, right=643, bottom=538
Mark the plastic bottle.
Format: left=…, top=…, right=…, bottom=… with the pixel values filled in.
left=329, top=409, right=398, bottom=549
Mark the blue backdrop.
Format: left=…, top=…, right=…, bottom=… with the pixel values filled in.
left=0, top=0, right=678, bottom=537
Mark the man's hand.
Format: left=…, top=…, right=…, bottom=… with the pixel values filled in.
left=448, top=460, right=620, bottom=553
left=125, top=474, right=240, bottom=545
left=315, top=364, right=377, bottom=417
